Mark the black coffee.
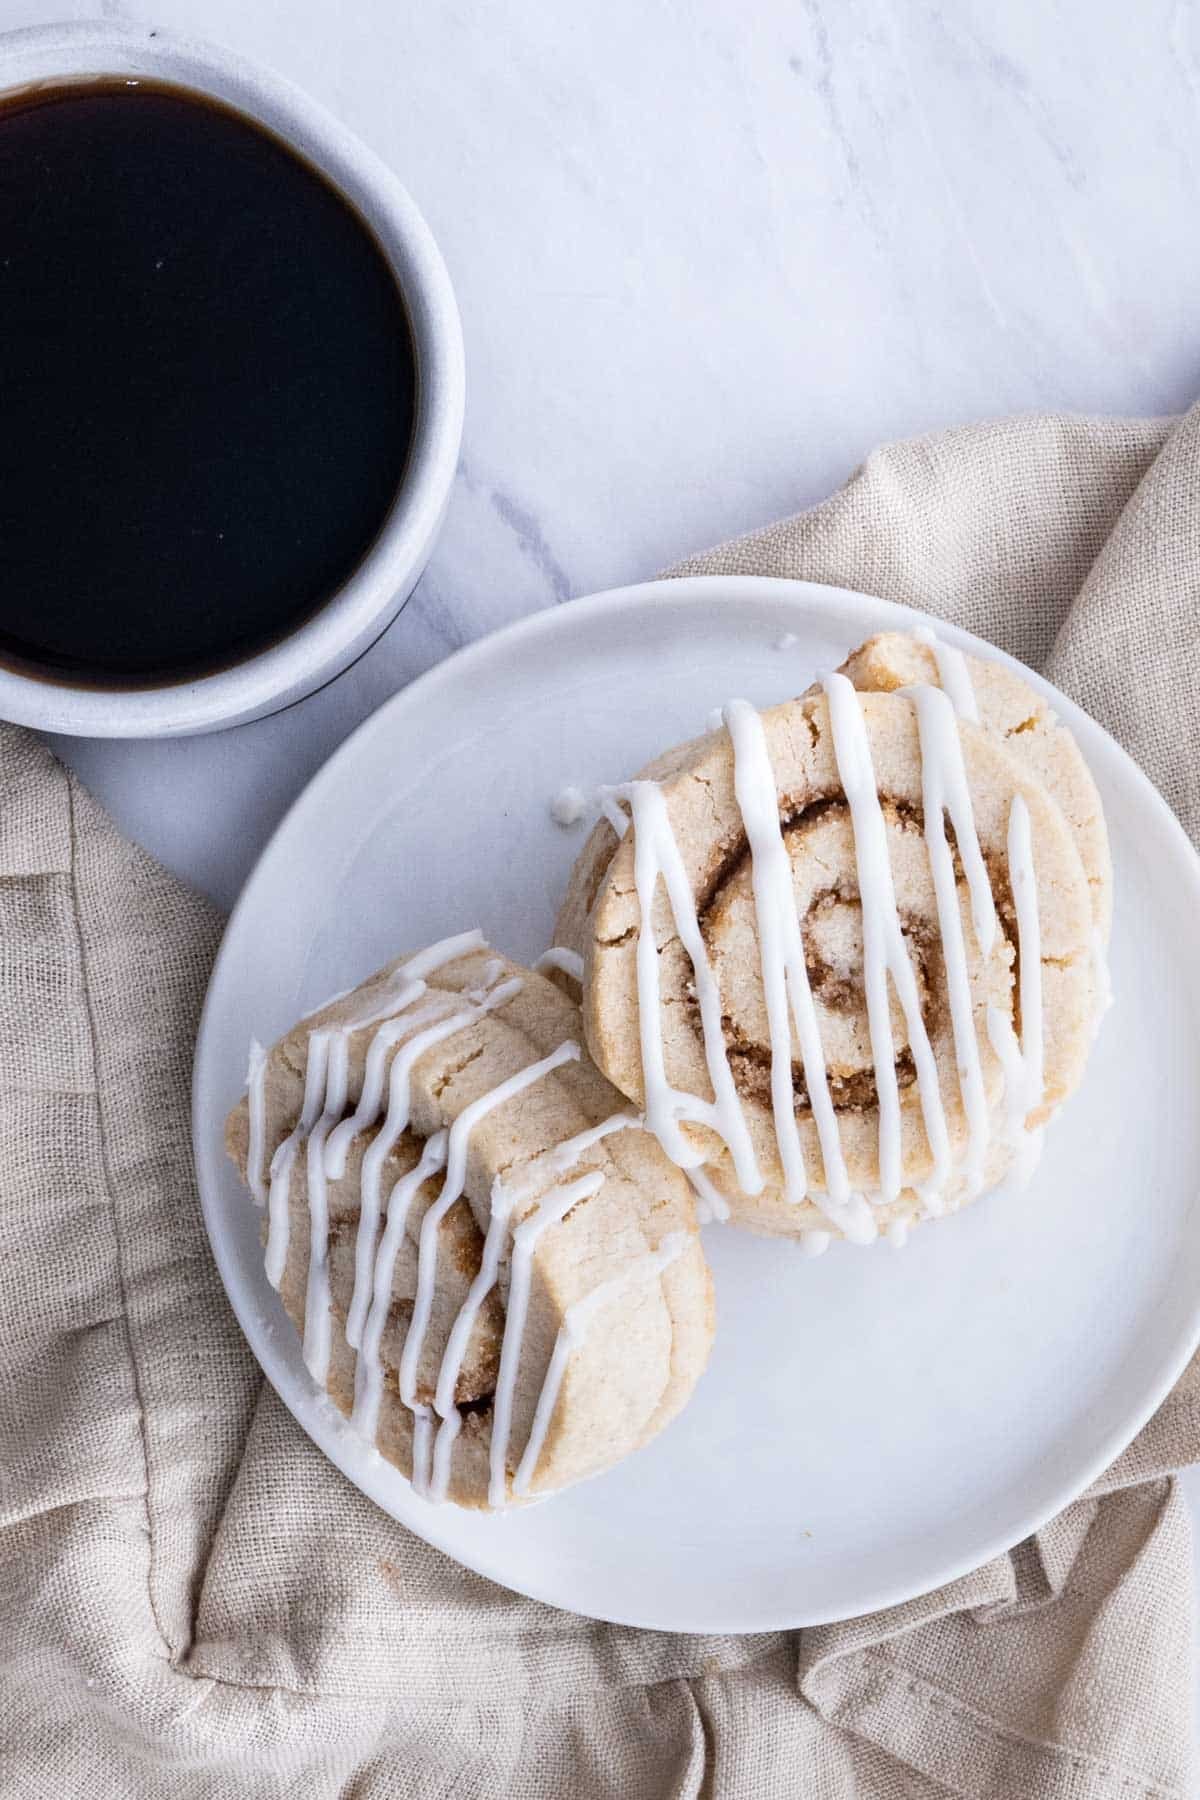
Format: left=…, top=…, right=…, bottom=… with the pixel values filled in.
left=0, top=79, right=416, bottom=686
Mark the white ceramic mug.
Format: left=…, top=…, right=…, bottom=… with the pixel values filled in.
left=0, top=21, right=465, bottom=737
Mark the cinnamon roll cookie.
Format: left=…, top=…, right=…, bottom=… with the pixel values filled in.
left=225, top=934, right=713, bottom=1509
left=556, top=630, right=1107, bottom=1247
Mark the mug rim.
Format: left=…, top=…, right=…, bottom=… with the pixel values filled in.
left=0, top=20, right=465, bottom=738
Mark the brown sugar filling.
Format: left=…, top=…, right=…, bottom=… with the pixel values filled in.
left=689, top=795, right=1014, bottom=1118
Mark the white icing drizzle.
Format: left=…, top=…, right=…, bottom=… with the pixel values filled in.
left=1007, top=793, right=1044, bottom=1103
left=511, top=1230, right=688, bottom=1498
left=915, top=623, right=980, bottom=724
left=429, top=1406, right=461, bottom=1500
left=351, top=1130, right=448, bottom=1444
left=410, top=1404, right=434, bottom=1500
left=886, top=1217, right=909, bottom=1249
left=301, top=1031, right=349, bottom=1383
left=723, top=698, right=873, bottom=1243
left=487, top=1168, right=607, bottom=1507
left=430, top=1107, right=637, bottom=1499
left=260, top=926, right=504, bottom=1334
left=534, top=946, right=585, bottom=983
left=433, top=1178, right=519, bottom=1419
left=393, top=928, right=488, bottom=986
left=912, top=631, right=1054, bottom=1189
left=500, top=1111, right=636, bottom=1207
left=618, top=777, right=764, bottom=1194
left=820, top=673, right=953, bottom=1206
left=799, top=1229, right=831, bottom=1258
left=325, top=930, right=496, bottom=1177
left=304, top=929, right=483, bottom=1041
left=341, top=977, right=523, bottom=1350
left=398, top=1041, right=581, bottom=1417
left=903, top=688, right=997, bottom=956
left=905, top=684, right=997, bottom=1200
left=687, top=1164, right=731, bottom=1225
left=265, top=1029, right=332, bottom=1289
left=984, top=1006, right=1043, bottom=1187
left=245, top=1038, right=268, bottom=1206
left=982, top=793, right=1046, bottom=1187
left=341, top=974, right=428, bottom=1037
left=433, top=1165, right=610, bottom=1504
left=325, top=998, right=445, bottom=1182
left=550, top=784, right=588, bottom=828
left=1008, top=795, right=1044, bottom=1105
left=597, top=787, right=631, bottom=838
left=1089, top=927, right=1113, bottom=1030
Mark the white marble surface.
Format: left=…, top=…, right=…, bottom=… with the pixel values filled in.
left=5, top=0, right=1200, bottom=1710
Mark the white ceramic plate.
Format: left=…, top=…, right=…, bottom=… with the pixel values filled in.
left=193, top=575, right=1200, bottom=1632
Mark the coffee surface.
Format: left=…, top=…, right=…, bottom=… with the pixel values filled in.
left=0, top=79, right=416, bottom=685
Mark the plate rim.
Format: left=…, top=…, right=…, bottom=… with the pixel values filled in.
left=193, top=573, right=1200, bottom=1631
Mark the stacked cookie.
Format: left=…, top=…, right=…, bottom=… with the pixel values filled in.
left=227, top=628, right=1111, bottom=1508
left=227, top=938, right=711, bottom=1508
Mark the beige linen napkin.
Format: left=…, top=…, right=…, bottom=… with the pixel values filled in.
left=3, top=406, right=1198, bottom=1799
